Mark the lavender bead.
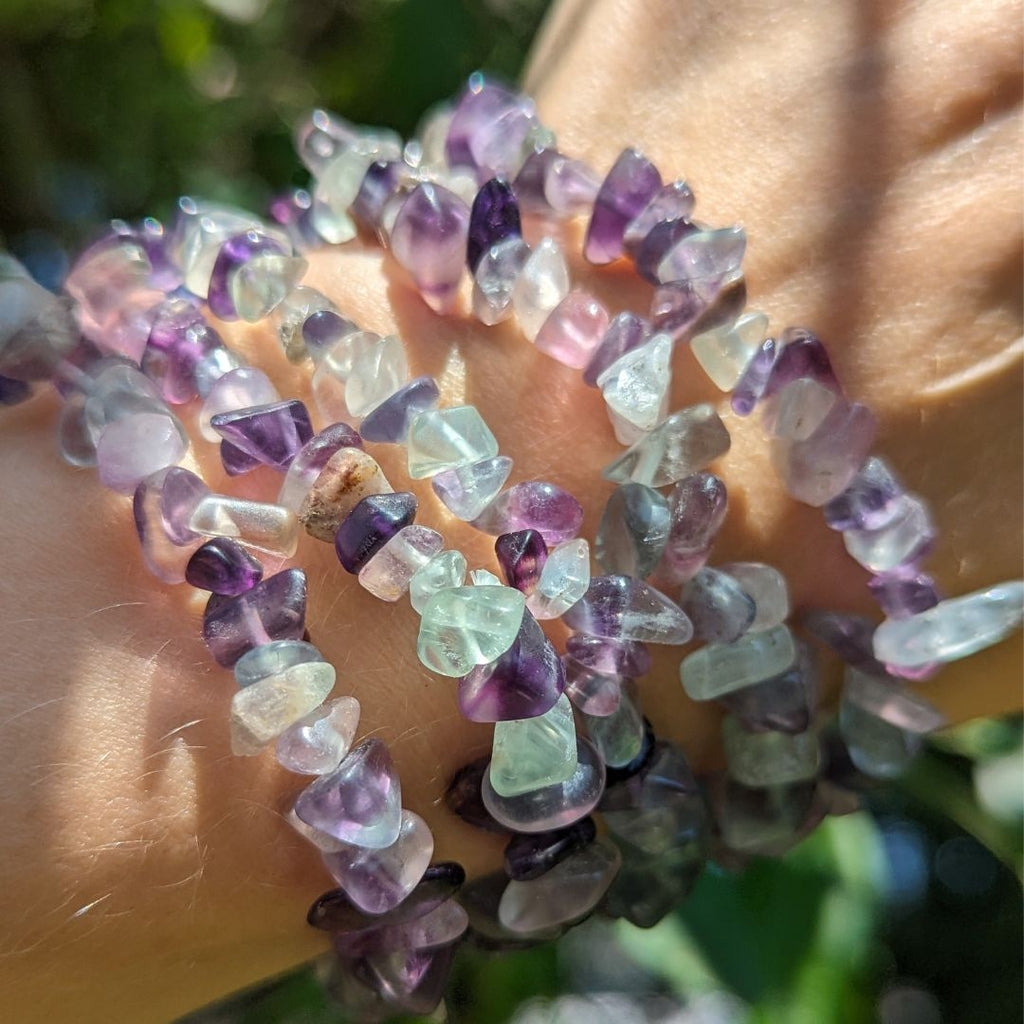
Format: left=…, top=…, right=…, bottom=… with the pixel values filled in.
left=655, top=472, right=729, bottom=584
left=332, top=897, right=468, bottom=957
left=544, top=155, right=602, bottom=215
left=202, top=568, right=307, bottom=667
left=186, top=538, right=263, bottom=596
left=97, top=411, right=188, bottom=494
left=563, top=659, right=623, bottom=717
left=583, top=311, right=651, bottom=388
left=623, top=181, right=696, bottom=255
left=431, top=454, right=512, bottom=521
left=680, top=567, right=757, bottom=643
left=210, top=399, right=314, bottom=470
left=458, top=611, right=565, bottom=722
left=868, top=569, right=942, bottom=619
left=359, top=377, right=440, bottom=444
left=335, top=492, right=417, bottom=574
left=142, top=298, right=219, bottom=405
left=764, top=328, right=841, bottom=398
left=495, top=529, right=549, bottom=595
left=635, top=219, right=699, bottom=284
left=277, top=422, right=363, bottom=512
left=220, top=439, right=261, bottom=476
left=823, top=457, right=905, bottom=531
left=472, top=481, right=583, bottom=545
left=512, top=147, right=560, bottom=211
left=198, top=366, right=280, bottom=441
left=132, top=466, right=208, bottom=583
left=719, top=646, right=819, bottom=735
left=303, top=309, right=358, bottom=362
left=584, top=149, right=663, bottom=265
left=563, top=575, right=693, bottom=645
left=731, top=337, right=777, bottom=416
left=467, top=178, right=522, bottom=272
left=565, top=634, right=652, bottom=678
left=207, top=231, right=286, bottom=321
left=802, top=610, right=889, bottom=676
left=389, top=183, right=470, bottom=314
left=650, top=280, right=711, bottom=341
left=352, top=160, right=407, bottom=230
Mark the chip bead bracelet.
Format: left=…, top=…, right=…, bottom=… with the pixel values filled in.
left=1, top=71, right=1021, bottom=1021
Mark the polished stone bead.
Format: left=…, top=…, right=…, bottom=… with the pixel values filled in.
left=345, top=334, right=410, bottom=420
left=229, top=659, right=336, bottom=756
left=407, top=405, right=499, bottom=479
left=408, top=550, right=468, bottom=614
left=132, top=466, right=208, bottom=583
left=768, top=377, right=838, bottom=441
left=656, top=226, right=746, bottom=288
left=294, top=107, right=358, bottom=174
left=417, top=584, right=526, bottom=677
left=349, top=942, right=456, bottom=1017
left=839, top=668, right=946, bottom=779
left=359, top=526, right=444, bottom=602
left=764, top=328, right=841, bottom=398
left=445, top=78, right=539, bottom=180
left=623, top=180, right=695, bottom=254
left=198, top=366, right=280, bottom=441
left=359, top=377, right=439, bottom=444
left=286, top=806, right=348, bottom=853
left=731, top=337, right=778, bottom=416
left=722, top=715, right=821, bottom=787
left=711, top=775, right=822, bottom=857
left=543, top=154, right=602, bottom=215
left=718, top=561, right=789, bottom=633
left=584, top=149, right=662, bottom=265
left=512, top=147, right=559, bottom=211
left=431, top=454, right=512, bottom=521
left=823, top=456, right=905, bottom=531
left=472, top=237, right=531, bottom=325
left=595, top=484, right=670, bottom=580
left=498, top=840, right=620, bottom=933
left=563, top=659, right=622, bottom=717
left=270, top=285, right=336, bottom=363
left=458, top=610, right=565, bottom=722
left=352, top=159, right=408, bottom=230
left=97, top=411, right=189, bottom=494
left=503, top=817, right=597, bottom=881
left=680, top=567, right=757, bottom=643
left=335, top=492, right=418, bottom=574
left=390, top=183, right=470, bottom=314
left=203, top=568, right=307, bottom=667
left=481, top=736, right=606, bottom=833
left=563, top=574, right=692, bottom=644
left=185, top=538, right=263, bottom=596
left=868, top=569, right=941, bottom=620
left=210, top=399, right=313, bottom=471
left=649, top=279, right=712, bottom=341
left=602, top=840, right=704, bottom=929
left=189, top=493, right=299, bottom=557
left=526, top=538, right=590, bottom=621
left=495, top=530, right=548, bottom=595
left=142, top=298, right=218, bottom=404
left=582, top=687, right=645, bottom=768
left=444, top=757, right=509, bottom=833
left=802, top=610, right=889, bottom=675
left=332, top=897, right=469, bottom=957
left=634, top=219, right=699, bottom=284
left=583, top=311, right=651, bottom=388
left=311, top=329, right=389, bottom=422
left=718, top=647, right=818, bottom=735
left=471, top=568, right=503, bottom=586
left=467, top=178, right=521, bottom=273
left=490, top=693, right=578, bottom=798
left=534, top=290, right=610, bottom=370
left=471, top=481, right=584, bottom=545
left=598, top=332, right=672, bottom=442
left=322, top=810, right=434, bottom=914
left=459, top=871, right=565, bottom=947
left=299, top=447, right=392, bottom=543
left=654, top=471, right=730, bottom=584
left=234, top=638, right=323, bottom=688
left=771, top=399, right=877, bottom=506
left=691, top=311, right=769, bottom=391
left=603, top=404, right=730, bottom=487
left=303, top=309, right=359, bottom=365
left=294, top=738, right=402, bottom=849
left=873, top=581, right=1024, bottom=669
left=511, top=237, right=571, bottom=341
left=843, top=494, right=935, bottom=573
left=565, top=634, right=652, bottom=678
left=277, top=423, right=363, bottom=513
left=208, top=231, right=301, bottom=322
left=680, top=624, right=798, bottom=700
left=309, top=861, right=466, bottom=933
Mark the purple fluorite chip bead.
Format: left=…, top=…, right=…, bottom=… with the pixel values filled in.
left=359, top=376, right=440, bottom=444
left=472, top=481, right=584, bottom=545
left=583, top=311, right=651, bottom=388
left=186, top=538, right=263, bottom=596
left=584, top=148, right=663, bottom=265
left=495, top=529, right=548, bottom=594
left=211, top=400, right=314, bottom=470
left=731, top=337, right=777, bottom=416
left=565, top=634, right=653, bottom=678
left=503, top=817, right=597, bottom=881
left=467, top=178, right=522, bottom=273
left=207, top=231, right=286, bottom=321
left=335, top=492, right=418, bottom=574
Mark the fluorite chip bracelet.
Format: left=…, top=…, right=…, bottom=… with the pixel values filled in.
left=1, top=72, right=1022, bottom=1021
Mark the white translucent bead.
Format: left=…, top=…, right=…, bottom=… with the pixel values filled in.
left=230, top=252, right=308, bottom=323
left=842, top=495, right=935, bottom=573
left=309, top=329, right=378, bottom=422
left=230, top=660, right=336, bottom=756
left=770, top=378, right=838, bottom=441
left=490, top=693, right=578, bottom=798
left=511, top=237, right=570, bottom=341
left=270, top=285, right=336, bottom=363
left=656, top=226, right=747, bottom=287
left=344, top=333, right=409, bottom=418
left=430, top=455, right=513, bottom=520
left=472, top=237, right=531, bottom=326
left=409, top=550, right=468, bottom=614
left=680, top=625, right=798, bottom=700
left=309, top=199, right=356, bottom=246
left=598, top=332, right=673, bottom=442
left=407, top=405, right=499, bottom=479
left=286, top=807, right=348, bottom=853
left=358, top=526, right=444, bottom=602
left=527, top=539, right=592, bottom=621
left=471, top=568, right=503, bottom=586
left=275, top=696, right=361, bottom=775
left=199, top=366, right=280, bottom=441
left=691, top=311, right=768, bottom=391
left=722, top=715, right=821, bottom=787
left=189, top=493, right=299, bottom=557
left=719, top=562, right=790, bottom=632
left=95, top=411, right=188, bottom=494
left=873, top=581, right=1024, bottom=669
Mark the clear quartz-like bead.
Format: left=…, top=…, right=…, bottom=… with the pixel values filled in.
left=656, top=226, right=746, bottom=286
left=199, top=367, right=280, bottom=441
left=842, top=494, right=935, bottom=573
left=680, top=624, right=798, bottom=700
left=526, top=539, right=591, bottom=621
left=189, top=493, right=299, bottom=557
left=310, top=328, right=379, bottom=422
left=431, top=455, right=512, bottom=520
left=470, top=568, right=503, bottom=586
left=343, top=333, right=409, bottom=419
left=229, top=660, right=336, bottom=756
left=489, top=693, right=578, bottom=798
left=690, top=311, right=768, bottom=391
left=408, top=550, right=468, bottom=614
left=234, top=639, right=323, bottom=687
left=872, top=581, right=1024, bottom=669
left=358, top=526, right=445, bottom=602
left=768, top=377, right=838, bottom=441
left=417, top=585, right=526, bottom=676
left=276, top=696, right=361, bottom=775
left=472, top=237, right=531, bottom=325
left=598, top=332, right=673, bottom=442
left=271, top=285, right=336, bottom=363
left=534, top=290, right=610, bottom=369
left=719, top=562, right=790, bottom=632
left=407, top=406, right=499, bottom=479
left=722, top=716, right=820, bottom=787
left=96, top=411, right=189, bottom=494
left=511, top=237, right=570, bottom=341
